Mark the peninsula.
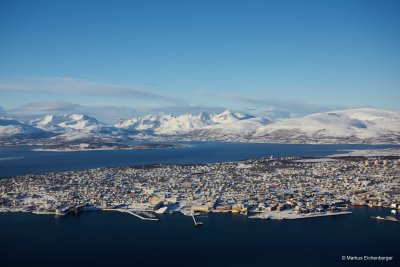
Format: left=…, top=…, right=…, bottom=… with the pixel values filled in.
left=1, top=155, right=399, bottom=224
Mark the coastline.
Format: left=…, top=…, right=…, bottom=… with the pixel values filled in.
left=32, top=143, right=187, bottom=152
left=1, top=205, right=393, bottom=223
left=1, top=149, right=399, bottom=227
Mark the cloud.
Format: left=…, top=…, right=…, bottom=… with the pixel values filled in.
left=0, top=106, right=7, bottom=117
left=196, top=91, right=346, bottom=118
left=148, top=104, right=224, bottom=115
left=0, top=77, right=182, bottom=103
left=7, top=101, right=82, bottom=121
left=10, top=101, right=82, bottom=113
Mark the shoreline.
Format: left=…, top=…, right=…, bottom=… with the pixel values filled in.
left=32, top=144, right=187, bottom=152
left=0, top=206, right=391, bottom=222
left=1, top=153, right=399, bottom=226
left=248, top=210, right=352, bottom=220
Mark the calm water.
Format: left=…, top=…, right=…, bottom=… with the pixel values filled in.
left=0, top=142, right=397, bottom=177
left=0, top=208, right=399, bottom=267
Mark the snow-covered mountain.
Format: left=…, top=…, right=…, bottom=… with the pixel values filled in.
left=31, top=114, right=123, bottom=135
left=155, top=113, right=211, bottom=135
left=32, top=114, right=102, bottom=132
left=209, top=109, right=253, bottom=124
left=1, top=108, right=399, bottom=144
left=115, top=114, right=175, bottom=134
left=115, top=110, right=260, bottom=135
left=253, top=108, right=400, bottom=143
left=0, top=118, right=53, bottom=140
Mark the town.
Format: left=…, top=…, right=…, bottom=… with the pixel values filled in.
left=1, top=156, right=400, bottom=223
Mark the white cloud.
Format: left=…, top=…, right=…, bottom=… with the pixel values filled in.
left=0, top=106, right=7, bottom=117
left=195, top=91, right=347, bottom=118
left=10, top=101, right=82, bottom=113
left=0, top=77, right=182, bottom=103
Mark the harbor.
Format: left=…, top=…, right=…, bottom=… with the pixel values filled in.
left=1, top=207, right=399, bottom=267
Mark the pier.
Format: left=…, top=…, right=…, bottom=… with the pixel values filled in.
left=191, top=212, right=203, bottom=226
left=103, top=208, right=159, bottom=221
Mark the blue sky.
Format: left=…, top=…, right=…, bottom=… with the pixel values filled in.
left=0, top=0, right=399, bottom=123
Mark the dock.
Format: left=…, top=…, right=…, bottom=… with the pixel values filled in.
left=32, top=210, right=57, bottom=215
left=191, top=212, right=203, bottom=227
left=103, top=208, right=159, bottom=221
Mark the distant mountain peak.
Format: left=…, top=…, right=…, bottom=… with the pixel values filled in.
left=255, top=108, right=400, bottom=143
left=2, top=108, right=399, bottom=144
left=115, top=109, right=264, bottom=135
left=31, top=113, right=109, bottom=134
left=0, top=117, right=54, bottom=140
left=221, top=109, right=233, bottom=114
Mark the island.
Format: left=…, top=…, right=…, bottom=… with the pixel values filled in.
left=32, top=141, right=185, bottom=151
left=1, top=156, right=399, bottom=224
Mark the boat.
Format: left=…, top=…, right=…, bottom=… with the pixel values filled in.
left=248, top=214, right=270, bottom=220
left=139, top=211, right=157, bottom=218
left=391, top=209, right=397, bottom=214
left=385, top=216, right=400, bottom=222
left=371, top=216, right=400, bottom=222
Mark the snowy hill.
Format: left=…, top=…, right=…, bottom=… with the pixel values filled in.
left=31, top=114, right=123, bottom=135
left=115, top=114, right=172, bottom=134
left=209, top=109, right=253, bottom=124
left=115, top=110, right=260, bottom=135
left=1, top=108, right=399, bottom=144
left=253, top=108, right=400, bottom=143
left=115, top=113, right=211, bottom=135
left=32, top=114, right=102, bottom=132
left=155, top=113, right=211, bottom=135
left=205, top=117, right=270, bottom=133
left=0, top=118, right=53, bottom=140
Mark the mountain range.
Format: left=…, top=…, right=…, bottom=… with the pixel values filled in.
left=1, top=108, right=399, bottom=144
